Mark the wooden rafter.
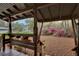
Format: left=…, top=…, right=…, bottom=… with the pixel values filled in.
left=30, top=11, right=36, bottom=17
left=3, top=19, right=8, bottom=21
left=24, top=3, right=29, bottom=7
left=31, top=11, right=39, bottom=21
left=11, top=17, right=17, bottom=20
left=0, top=14, right=6, bottom=20
left=16, top=15, right=21, bottom=18
left=38, top=9, right=45, bottom=20
left=13, top=5, right=20, bottom=11
left=22, top=13, right=32, bottom=18
left=0, top=14, right=5, bottom=17
left=6, top=9, right=14, bottom=14
left=2, top=11, right=10, bottom=16
left=38, top=15, right=79, bottom=22
left=70, top=4, right=78, bottom=17
left=30, top=4, right=41, bottom=20
left=16, top=15, right=30, bottom=20
left=48, top=7, right=53, bottom=20
left=30, top=11, right=34, bottom=15
left=22, top=13, right=27, bottom=17
left=12, top=17, right=26, bottom=22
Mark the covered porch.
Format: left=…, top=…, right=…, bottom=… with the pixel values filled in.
left=0, top=3, right=79, bottom=56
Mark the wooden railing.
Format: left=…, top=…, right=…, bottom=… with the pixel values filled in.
left=2, top=34, right=44, bottom=56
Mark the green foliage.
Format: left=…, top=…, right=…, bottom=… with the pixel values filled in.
left=12, top=18, right=34, bottom=34
left=0, top=18, right=34, bottom=34
left=26, top=20, right=34, bottom=31
left=12, top=22, right=24, bottom=32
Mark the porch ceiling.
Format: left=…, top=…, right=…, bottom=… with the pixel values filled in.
left=0, top=3, right=79, bottom=22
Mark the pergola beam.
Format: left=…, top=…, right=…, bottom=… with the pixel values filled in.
left=13, top=5, right=20, bottom=11
left=11, top=17, right=17, bottom=20
left=6, top=9, right=14, bottom=14
left=70, top=4, right=78, bottom=17
left=0, top=14, right=5, bottom=20
left=48, top=7, right=53, bottom=20
left=24, top=3, right=29, bottom=8
left=2, top=11, right=10, bottom=16
left=3, top=15, right=79, bottom=22
left=0, top=14, right=5, bottom=17
left=38, top=15, right=79, bottom=22
left=22, top=13, right=27, bottom=17
left=16, top=15, right=21, bottom=18
left=22, top=13, right=32, bottom=18
left=38, top=9, right=45, bottom=20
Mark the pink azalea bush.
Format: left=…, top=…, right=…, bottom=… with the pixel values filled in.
left=44, top=28, right=65, bottom=37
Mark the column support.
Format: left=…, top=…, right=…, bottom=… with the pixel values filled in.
left=77, top=19, right=79, bottom=56
left=33, top=5, right=38, bottom=56
left=71, top=19, right=77, bottom=45
left=8, top=15, right=12, bottom=49
left=2, top=34, right=5, bottom=52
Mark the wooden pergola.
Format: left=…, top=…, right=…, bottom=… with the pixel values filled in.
left=0, top=3, right=79, bottom=56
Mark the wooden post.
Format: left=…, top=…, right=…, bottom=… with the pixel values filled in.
left=71, top=19, right=78, bottom=55
left=71, top=19, right=77, bottom=45
left=39, top=22, right=43, bottom=56
left=2, top=34, right=5, bottom=52
left=77, top=19, right=79, bottom=56
left=8, top=15, right=12, bottom=49
left=33, top=5, right=38, bottom=56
